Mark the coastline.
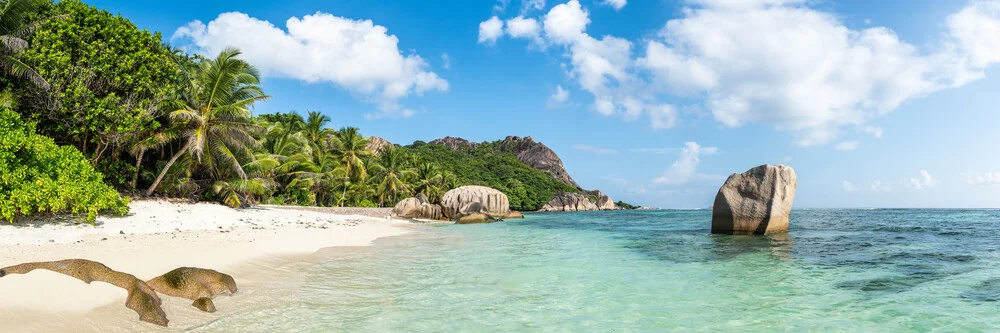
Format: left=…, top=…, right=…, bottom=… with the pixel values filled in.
left=0, top=200, right=412, bottom=331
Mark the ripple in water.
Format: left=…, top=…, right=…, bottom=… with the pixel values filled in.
left=192, top=209, right=1000, bottom=332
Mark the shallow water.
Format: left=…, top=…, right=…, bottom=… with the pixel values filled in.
left=193, top=210, right=1000, bottom=332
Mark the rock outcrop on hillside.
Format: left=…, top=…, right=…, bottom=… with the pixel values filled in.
left=497, top=136, right=581, bottom=189
left=711, top=164, right=797, bottom=235
left=539, top=192, right=599, bottom=212
left=366, top=136, right=393, bottom=156
left=429, top=136, right=478, bottom=150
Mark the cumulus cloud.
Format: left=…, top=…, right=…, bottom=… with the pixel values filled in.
left=479, top=16, right=505, bottom=44
left=968, top=172, right=1000, bottom=185
left=506, top=16, right=543, bottom=46
left=522, top=0, right=547, bottom=14
left=602, top=0, right=627, bottom=10
left=652, top=142, right=720, bottom=185
left=173, top=12, right=447, bottom=119
left=547, top=85, right=570, bottom=108
left=835, top=141, right=860, bottom=151
left=483, top=0, right=1000, bottom=145
left=843, top=180, right=857, bottom=192
left=907, top=169, right=938, bottom=190
left=574, top=144, right=618, bottom=154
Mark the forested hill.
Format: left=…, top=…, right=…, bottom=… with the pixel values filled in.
left=395, top=138, right=580, bottom=211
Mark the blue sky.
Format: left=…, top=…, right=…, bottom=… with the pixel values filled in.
left=85, top=0, right=1000, bottom=208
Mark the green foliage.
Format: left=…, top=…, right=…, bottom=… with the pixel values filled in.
left=399, top=143, right=578, bottom=211
left=0, top=108, right=128, bottom=223
left=11, top=0, right=181, bottom=188
left=615, top=201, right=640, bottom=210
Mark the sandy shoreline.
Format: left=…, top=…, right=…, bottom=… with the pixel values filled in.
left=0, top=200, right=411, bottom=331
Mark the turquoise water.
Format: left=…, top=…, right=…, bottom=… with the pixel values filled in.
left=198, top=210, right=1000, bottom=332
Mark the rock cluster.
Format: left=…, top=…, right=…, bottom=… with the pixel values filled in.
left=429, top=136, right=478, bottom=150
left=365, top=136, right=393, bottom=156
left=0, top=259, right=239, bottom=327
left=539, top=192, right=598, bottom=212
left=393, top=185, right=523, bottom=223
left=597, top=194, right=617, bottom=210
left=711, top=164, right=797, bottom=235
left=496, top=136, right=581, bottom=189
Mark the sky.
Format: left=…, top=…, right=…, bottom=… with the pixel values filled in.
left=84, top=0, right=1000, bottom=208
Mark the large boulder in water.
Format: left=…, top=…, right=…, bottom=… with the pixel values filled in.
left=0, top=259, right=169, bottom=327
left=539, top=192, right=598, bottom=212
left=441, top=186, right=510, bottom=218
left=596, top=194, right=617, bottom=210
left=711, top=164, right=797, bottom=235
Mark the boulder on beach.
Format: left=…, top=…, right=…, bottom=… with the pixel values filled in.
left=193, top=297, right=217, bottom=313
left=711, top=164, right=797, bottom=235
left=146, top=267, right=237, bottom=306
left=441, top=186, right=510, bottom=219
left=539, top=192, right=598, bottom=212
left=392, top=197, right=444, bottom=220
left=0, top=259, right=169, bottom=327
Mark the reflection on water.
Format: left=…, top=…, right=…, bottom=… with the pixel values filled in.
left=187, top=209, right=1000, bottom=332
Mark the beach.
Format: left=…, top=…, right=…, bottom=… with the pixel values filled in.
left=0, top=200, right=410, bottom=332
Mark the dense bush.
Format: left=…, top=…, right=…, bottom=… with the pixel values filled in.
left=0, top=108, right=129, bottom=223
left=400, top=143, right=578, bottom=211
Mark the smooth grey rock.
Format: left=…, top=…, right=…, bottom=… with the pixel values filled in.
left=538, top=192, right=599, bottom=212
left=711, top=164, right=797, bottom=235
left=441, top=186, right=510, bottom=218
left=596, top=195, right=616, bottom=210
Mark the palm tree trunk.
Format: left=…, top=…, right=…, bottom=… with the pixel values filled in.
left=340, top=175, right=349, bottom=207
left=131, top=149, right=145, bottom=191
left=146, top=141, right=192, bottom=196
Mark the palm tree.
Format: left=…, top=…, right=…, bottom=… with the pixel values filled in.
left=303, top=111, right=334, bottom=149
left=146, top=48, right=270, bottom=196
left=371, top=147, right=414, bottom=206
left=330, top=127, right=371, bottom=206
left=413, top=162, right=443, bottom=202
left=0, top=0, right=57, bottom=89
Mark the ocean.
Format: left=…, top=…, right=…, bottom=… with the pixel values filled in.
left=192, top=209, right=1000, bottom=332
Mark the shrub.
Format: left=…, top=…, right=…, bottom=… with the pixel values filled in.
left=0, top=108, right=129, bottom=223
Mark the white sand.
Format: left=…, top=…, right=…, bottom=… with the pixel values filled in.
left=0, top=200, right=409, bottom=329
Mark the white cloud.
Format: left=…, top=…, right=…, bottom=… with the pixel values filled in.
left=485, top=0, right=1000, bottom=145
left=843, top=180, right=857, bottom=192
left=968, top=172, right=1000, bottom=185
left=649, top=104, right=678, bottom=129
left=602, top=0, right=627, bottom=10
left=835, top=141, right=860, bottom=151
left=521, top=0, right=547, bottom=14
left=441, top=53, right=451, bottom=70
left=906, top=169, right=938, bottom=190
left=547, top=85, right=570, bottom=108
left=506, top=16, right=543, bottom=45
left=864, top=126, right=884, bottom=139
left=479, top=16, right=505, bottom=44
left=574, top=144, right=619, bottom=154
left=173, top=12, right=447, bottom=119
left=652, top=142, right=720, bottom=185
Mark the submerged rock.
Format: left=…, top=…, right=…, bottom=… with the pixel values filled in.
left=456, top=213, right=499, bottom=224
left=146, top=267, right=238, bottom=303
left=441, top=186, right=510, bottom=219
left=711, top=164, right=797, bottom=235
left=0, top=259, right=169, bottom=327
left=192, top=297, right=217, bottom=313
left=539, top=192, right=598, bottom=212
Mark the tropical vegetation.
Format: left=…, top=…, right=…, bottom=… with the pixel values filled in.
left=0, top=0, right=596, bottom=222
